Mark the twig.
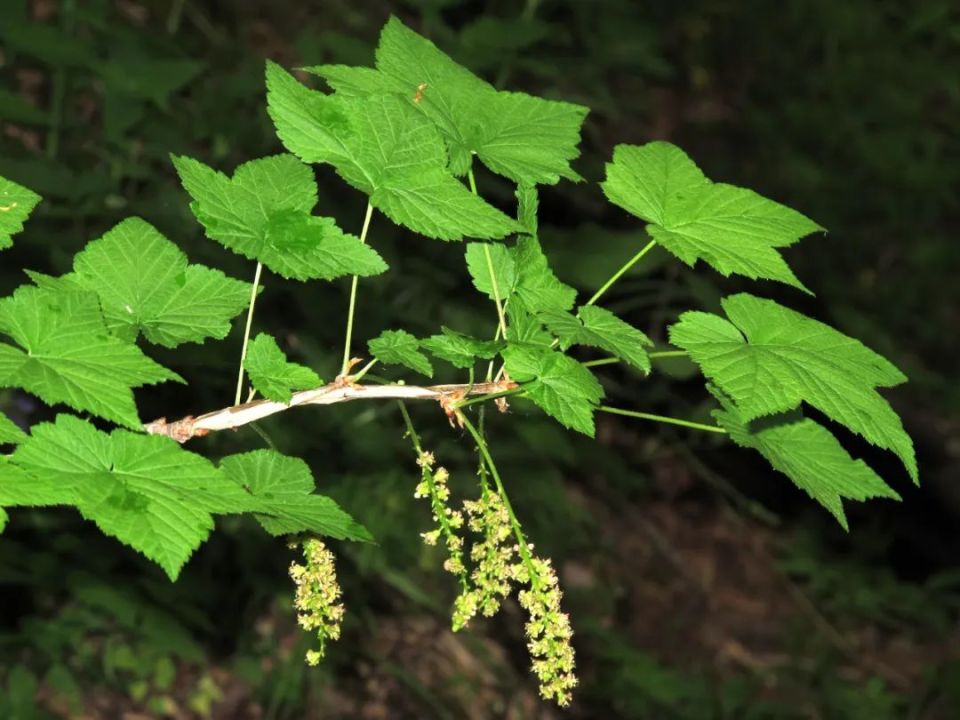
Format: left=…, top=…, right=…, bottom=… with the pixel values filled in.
left=144, top=380, right=517, bottom=443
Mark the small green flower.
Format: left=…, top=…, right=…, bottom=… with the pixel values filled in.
left=413, top=451, right=468, bottom=586
left=289, top=538, right=344, bottom=666
left=452, top=487, right=520, bottom=631
left=518, top=556, right=577, bottom=706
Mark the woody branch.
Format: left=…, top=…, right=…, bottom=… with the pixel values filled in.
left=144, top=379, right=518, bottom=443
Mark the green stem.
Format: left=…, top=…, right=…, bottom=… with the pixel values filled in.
left=597, top=405, right=727, bottom=434
left=458, top=411, right=538, bottom=585
left=352, top=358, right=378, bottom=383
left=583, top=357, right=620, bottom=368
left=46, top=0, right=75, bottom=160
left=234, top=262, right=263, bottom=406
left=341, top=202, right=375, bottom=375
left=649, top=350, right=687, bottom=359
left=467, top=168, right=508, bottom=342
left=585, top=238, right=657, bottom=307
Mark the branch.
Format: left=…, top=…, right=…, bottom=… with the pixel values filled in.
left=144, top=380, right=518, bottom=443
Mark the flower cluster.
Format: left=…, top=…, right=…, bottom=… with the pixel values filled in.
left=289, top=538, right=345, bottom=666
left=517, top=556, right=577, bottom=706
left=415, top=451, right=467, bottom=580
left=452, top=487, right=519, bottom=631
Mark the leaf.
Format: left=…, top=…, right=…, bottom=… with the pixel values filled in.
left=67, top=217, right=251, bottom=347
left=0, top=411, right=25, bottom=445
left=172, top=153, right=387, bottom=280
left=421, top=327, right=500, bottom=369
left=244, top=333, right=322, bottom=403
left=309, top=17, right=588, bottom=186
left=4, top=415, right=238, bottom=579
left=265, top=62, right=519, bottom=240
left=466, top=236, right=575, bottom=315
left=602, top=142, right=822, bottom=291
left=517, top=182, right=539, bottom=236
left=0, top=287, right=181, bottom=429
left=502, top=345, right=603, bottom=436
left=669, top=293, right=916, bottom=481
left=219, top=450, right=372, bottom=540
left=543, top=305, right=652, bottom=373
left=369, top=329, right=433, bottom=377
left=710, top=387, right=900, bottom=530
left=465, top=242, right=518, bottom=301
left=512, top=236, right=577, bottom=314
left=1, top=175, right=41, bottom=251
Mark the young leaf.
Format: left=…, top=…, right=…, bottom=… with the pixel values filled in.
left=308, top=17, right=588, bottom=186
left=602, top=142, right=822, bottom=291
left=502, top=345, right=603, bottom=436
left=66, top=217, right=250, bottom=347
left=512, top=236, right=577, bottom=314
left=172, top=153, right=387, bottom=280
left=543, top=305, right=652, bottom=373
left=0, top=287, right=181, bottom=429
left=5, top=415, right=235, bottom=580
left=420, top=327, right=501, bottom=369
left=465, top=242, right=518, bottom=301
left=244, top=333, right=322, bottom=403
left=0, top=411, right=25, bottom=445
left=0, top=175, right=41, bottom=251
left=517, top=182, right=539, bottom=236
left=220, top=450, right=372, bottom=540
left=669, top=293, right=916, bottom=481
left=368, top=329, right=433, bottom=377
left=710, top=387, right=900, bottom=530
left=265, top=62, right=519, bottom=240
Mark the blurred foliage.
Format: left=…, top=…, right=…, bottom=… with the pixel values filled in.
left=1, top=0, right=958, bottom=717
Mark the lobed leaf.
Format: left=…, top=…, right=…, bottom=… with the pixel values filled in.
left=219, top=450, right=372, bottom=540
left=711, top=387, right=900, bottom=530
left=244, top=333, right=322, bottom=403
left=670, top=293, right=916, bottom=481
left=265, top=63, right=519, bottom=240
left=421, top=327, right=501, bottom=369
left=309, top=17, right=588, bottom=186
left=602, top=142, right=822, bottom=291
left=503, top=345, right=603, bottom=436
left=173, top=153, right=387, bottom=280
left=0, top=287, right=181, bottom=429
left=369, top=329, right=433, bottom=377
left=543, top=305, right=652, bottom=373
left=66, top=217, right=251, bottom=347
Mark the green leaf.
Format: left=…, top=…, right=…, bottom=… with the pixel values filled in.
left=244, top=333, right=322, bottom=403
left=602, top=142, right=822, bottom=291
left=466, top=236, right=575, bottom=315
left=173, top=153, right=387, bottom=280
left=0, top=287, right=181, bottom=429
left=710, top=387, right=900, bottom=530
left=368, top=329, right=433, bottom=377
left=465, top=242, right=518, bottom=301
left=502, top=345, right=603, bottom=435
left=220, top=450, right=372, bottom=540
left=517, top=182, right=538, bottom=236
left=0, top=411, right=25, bottom=444
left=67, top=217, right=251, bottom=347
left=5, top=415, right=239, bottom=579
left=669, top=293, right=916, bottom=481
left=421, top=327, right=500, bottom=369
left=309, top=17, right=588, bottom=186
left=512, top=236, right=577, bottom=314
left=1, top=175, right=41, bottom=251
left=265, top=62, right=519, bottom=240
left=543, top=305, right=652, bottom=373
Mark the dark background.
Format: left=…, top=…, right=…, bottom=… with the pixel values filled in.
left=1, top=0, right=958, bottom=717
